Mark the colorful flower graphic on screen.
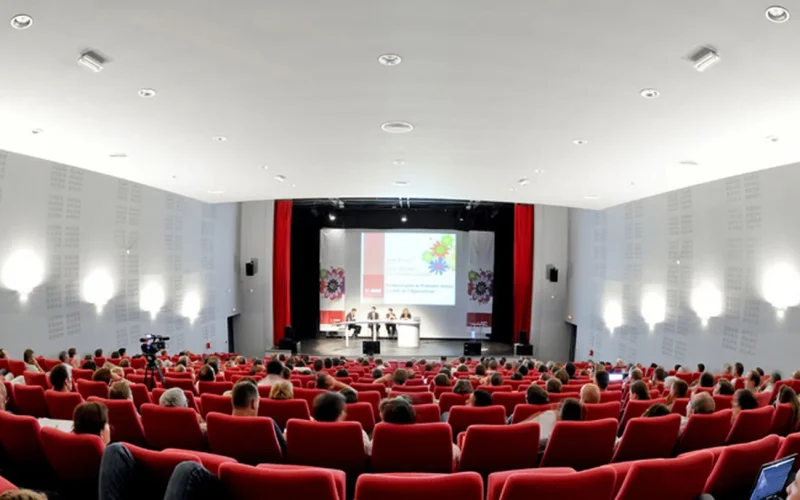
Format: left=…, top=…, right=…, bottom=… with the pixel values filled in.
left=431, top=241, right=449, bottom=258
left=319, top=267, right=345, bottom=301
left=429, top=258, right=448, bottom=275
left=468, top=269, right=493, bottom=304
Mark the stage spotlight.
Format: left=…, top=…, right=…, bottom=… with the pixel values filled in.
left=603, top=300, right=623, bottom=332
left=82, top=269, right=114, bottom=313
left=691, top=282, right=722, bottom=327
left=1, top=249, right=45, bottom=302
left=141, top=282, right=166, bottom=319
left=401, top=214, right=408, bottom=223
left=181, top=291, right=202, bottom=323
left=328, top=212, right=337, bottom=222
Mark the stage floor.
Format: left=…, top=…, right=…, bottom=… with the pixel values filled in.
left=294, top=338, right=513, bottom=358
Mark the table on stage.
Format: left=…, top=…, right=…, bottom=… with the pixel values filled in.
left=337, top=319, right=422, bottom=348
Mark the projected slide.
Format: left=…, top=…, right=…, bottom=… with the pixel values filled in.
left=361, top=232, right=457, bottom=306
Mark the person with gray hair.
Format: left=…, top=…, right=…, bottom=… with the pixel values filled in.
left=159, top=387, right=188, bottom=408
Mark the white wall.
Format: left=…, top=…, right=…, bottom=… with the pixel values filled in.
left=531, top=205, right=571, bottom=361
left=568, top=161, right=800, bottom=374
left=0, top=150, right=238, bottom=359
left=236, top=200, right=275, bottom=356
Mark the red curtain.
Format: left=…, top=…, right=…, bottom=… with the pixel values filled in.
left=272, top=200, right=293, bottom=345
left=513, top=204, right=534, bottom=338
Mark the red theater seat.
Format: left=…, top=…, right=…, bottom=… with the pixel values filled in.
left=40, top=427, right=105, bottom=492
left=345, top=402, right=376, bottom=434
left=355, top=472, right=483, bottom=500
left=207, top=413, right=283, bottom=465
left=7, top=360, right=25, bottom=378
left=771, top=403, right=798, bottom=436
left=23, top=372, right=49, bottom=390
left=547, top=392, right=580, bottom=403
left=492, top=392, right=526, bottom=417
left=619, top=398, right=666, bottom=432
left=128, top=383, right=151, bottom=410
left=413, top=404, right=442, bottom=424
left=163, top=377, right=197, bottom=394
left=712, top=395, right=733, bottom=411
left=612, top=414, right=681, bottom=463
left=0, top=412, right=48, bottom=469
left=220, top=463, right=345, bottom=500
left=599, top=390, right=623, bottom=403
left=497, top=467, right=616, bottom=500
left=13, top=384, right=49, bottom=418
left=486, top=468, right=575, bottom=500
left=458, top=423, right=540, bottom=475
left=0, top=474, right=16, bottom=494
left=371, top=423, right=453, bottom=473
left=285, top=419, right=367, bottom=475
left=258, top=398, right=310, bottom=429
left=438, top=393, right=469, bottom=413
left=446, top=406, right=506, bottom=438
left=726, top=406, right=774, bottom=445
left=88, top=397, right=146, bottom=446
left=44, top=390, right=84, bottom=420
left=584, top=401, right=621, bottom=421
left=197, top=381, right=233, bottom=396
left=510, top=404, right=557, bottom=424
left=614, top=452, right=714, bottom=500
left=122, top=444, right=202, bottom=497
left=540, top=418, right=617, bottom=470
left=200, top=393, right=233, bottom=418
left=670, top=398, right=690, bottom=416
left=293, top=388, right=327, bottom=410
left=140, top=403, right=206, bottom=451
left=674, top=410, right=732, bottom=455
left=76, top=380, right=109, bottom=400
left=703, top=435, right=780, bottom=499
left=776, top=433, right=800, bottom=472
left=388, top=391, right=434, bottom=405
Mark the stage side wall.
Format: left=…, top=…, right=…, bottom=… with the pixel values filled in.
left=0, top=149, right=238, bottom=359
left=567, top=161, right=800, bottom=374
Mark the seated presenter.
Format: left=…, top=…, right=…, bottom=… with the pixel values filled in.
left=345, top=308, right=361, bottom=338
left=367, top=306, right=381, bottom=337
left=400, top=307, right=412, bottom=320
left=385, top=308, right=397, bottom=337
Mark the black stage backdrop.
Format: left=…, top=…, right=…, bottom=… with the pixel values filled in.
left=290, top=200, right=515, bottom=345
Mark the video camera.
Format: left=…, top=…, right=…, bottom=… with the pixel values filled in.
left=139, top=334, right=170, bottom=358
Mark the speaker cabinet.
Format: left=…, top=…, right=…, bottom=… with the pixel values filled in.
left=363, top=341, right=381, bottom=355
left=514, top=344, right=534, bottom=356
left=547, top=265, right=559, bottom=283
left=278, top=338, right=299, bottom=354
left=245, top=258, right=259, bottom=276
left=518, top=331, right=528, bottom=344
left=463, top=341, right=481, bottom=356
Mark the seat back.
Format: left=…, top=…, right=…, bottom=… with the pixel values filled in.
left=0, top=412, right=47, bottom=467
left=476, top=385, right=513, bottom=394
left=598, top=390, right=622, bottom=403
left=7, top=360, right=25, bottom=377
left=207, top=413, right=282, bottom=465
left=388, top=391, right=434, bottom=405
left=355, top=472, right=483, bottom=500
left=776, top=433, right=800, bottom=472
left=619, top=398, right=666, bottom=431
left=771, top=403, right=798, bottom=437
left=220, top=463, right=343, bottom=499
left=345, top=403, right=376, bottom=434
left=670, top=398, right=689, bottom=416
left=447, top=406, right=506, bottom=437
left=413, top=404, right=442, bottom=424
left=459, top=423, right=540, bottom=475
left=258, top=398, right=310, bottom=429
left=200, top=393, right=233, bottom=418
left=392, top=384, right=429, bottom=392
left=438, top=392, right=469, bottom=413
left=547, top=392, right=580, bottom=403
left=540, top=418, right=617, bottom=470
left=492, top=392, right=526, bottom=417
left=140, top=403, right=206, bottom=451
left=23, top=372, right=49, bottom=390
left=163, top=377, right=197, bottom=394
left=704, top=435, right=781, bottom=499
left=712, top=395, right=733, bottom=411
left=675, top=410, right=732, bottom=454
left=87, top=397, right=146, bottom=446
left=197, top=381, right=233, bottom=396
left=44, top=390, right=84, bottom=420
left=151, top=388, right=199, bottom=412
left=371, top=423, right=453, bottom=473
left=584, top=402, right=621, bottom=421
left=356, top=391, right=382, bottom=420
left=128, top=383, right=151, bottom=410
left=40, top=427, right=105, bottom=490
left=612, top=414, right=681, bottom=463
left=498, top=467, right=616, bottom=500
left=615, top=451, right=714, bottom=500
left=726, top=406, right=774, bottom=445
left=77, top=380, right=109, bottom=400
left=351, top=382, right=387, bottom=393
left=293, top=388, right=327, bottom=410
left=122, top=443, right=202, bottom=497
left=285, top=419, right=367, bottom=474
left=756, top=391, right=772, bottom=407
left=13, top=385, right=49, bottom=418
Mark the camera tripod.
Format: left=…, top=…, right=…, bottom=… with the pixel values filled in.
left=142, top=355, right=167, bottom=391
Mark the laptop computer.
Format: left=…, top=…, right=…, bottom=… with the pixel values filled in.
left=749, top=454, right=797, bottom=500
left=608, top=373, right=625, bottom=383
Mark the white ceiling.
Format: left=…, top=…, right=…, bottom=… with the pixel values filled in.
left=1, top=1, right=800, bottom=209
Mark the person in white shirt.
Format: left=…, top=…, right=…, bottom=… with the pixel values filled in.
left=57, top=350, right=73, bottom=378
left=258, top=360, right=286, bottom=387
left=385, top=308, right=397, bottom=337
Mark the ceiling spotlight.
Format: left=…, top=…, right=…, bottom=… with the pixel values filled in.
left=691, top=47, right=721, bottom=72
left=291, top=184, right=296, bottom=188
left=393, top=160, right=406, bottom=166
left=274, top=174, right=286, bottom=182
left=262, top=165, right=269, bottom=170
left=393, top=181, right=409, bottom=187
left=640, top=88, right=660, bottom=99
left=77, top=51, right=106, bottom=73
left=767, top=135, right=780, bottom=143
left=138, top=88, right=157, bottom=98
left=573, top=139, right=588, bottom=145
left=518, top=178, right=530, bottom=186
left=10, top=14, right=33, bottom=30
left=679, top=160, right=698, bottom=166
left=378, top=54, right=403, bottom=66
left=766, top=6, right=790, bottom=23
left=381, top=121, right=414, bottom=134
left=509, top=187, right=517, bottom=192
left=459, top=216, right=465, bottom=222
left=533, top=169, right=545, bottom=174
left=328, top=213, right=337, bottom=222
left=207, top=190, right=225, bottom=195
left=213, top=136, right=227, bottom=142
left=401, top=214, right=408, bottom=223
left=109, top=153, right=128, bottom=159
left=31, top=128, right=43, bottom=135
left=584, top=195, right=600, bottom=200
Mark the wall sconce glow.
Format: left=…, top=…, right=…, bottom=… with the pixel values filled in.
left=691, top=282, right=723, bottom=327
left=140, top=282, right=166, bottom=319
left=603, top=301, right=623, bottom=332
left=762, top=262, right=800, bottom=319
left=181, top=291, right=202, bottom=323
left=641, top=291, right=666, bottom=331
left=1, top=249, right=45, bottom=302
left=82, top=269, right=114, bottom=313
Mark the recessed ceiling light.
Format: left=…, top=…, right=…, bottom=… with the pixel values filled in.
left=109, top=153, right=128, bottom=159
left=378, top=54, right=402, bottom=66
left=630, top=182, right=636, bottom=187
left=640, top=88, right=660, bottom=99
left=393, top=181, right=409, bottom=187
left=138, top=88, right=157, bottom=98
left=10, top=14, right=33, bottom=30
left=213, top=136, right=227, bottom=142
left=573, top=139, right=588, bottom=145
left=533, top=169, right=545, bottom=174
left=291, top=184, right=296, bottom=188
left=31, top=128, right=43, bottom=135
left=584, top=195, right=600, bottom=200
left=274, top=175, right=286, bottom=182
left=679, top=160, right=698, bottom=166
left=381, top=121, right=414, bottom=134
left=261, top=165, right=269, bottom=170
left=171, top=175, right=177, bottom=179
left=509, top=187, right=517, bottom=192
left=207, top=190, right=225, bottom=195
left=766, top=6, right=790, bottom=23
left=518, top=178, right=530, bottom=186
left=393, top=160, right=406, bottom=166
left=767, top=135, right=780, bottom=143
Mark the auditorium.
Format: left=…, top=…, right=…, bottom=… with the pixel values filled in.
left=2, top=2, right=800, bottom=499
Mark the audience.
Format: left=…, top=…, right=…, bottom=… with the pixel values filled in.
left=731, top=388, right=758, bottom=422
left=109, top=380, right=132, bottom=401
left=680, top=392, right=715, bottom=433
left=269, top=381, right=293, bottom=400
left=697, top=372, right=715, bottom=389
left=579, top=383, right=601, bottom=404
left=594, top=370, right=610, bottom=390
left=311, top=392, right=371, bottom=454
left=93, top=368, right=113, bottom=385
left=452, top=379, right=473, bottom=395
left=23, top=349, right=44, bottom=373
left=545, top=378, right=562, bottom=393
left=745, top=370, right=761, bottom=391
left=49, top=364, right=72, bottom=393
left=642, top=403, right=670, bottom=417
left=629, top=380, right=650, bottom=401
left=0, top=381, right=7, bottom=412
left=778, top=385, right=800, bottom=431
left=467, top=389, right=492, bottom=407
left=73, top=402, right=111, bottom=445
left=57, top=350, right=73, bottom=377
left=526, top=384, right=550, bottom=405
left=715, top=378, right=735, bottom=396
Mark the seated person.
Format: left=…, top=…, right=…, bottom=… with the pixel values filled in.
left=579, top=383, right=601, bottom=404
left=341, top=388, right=358, bottom=404
left=159, top=387, right=205, bottom=430
left=452, top=379, right=473, bottom=396
left=593, top=370, right=610, bottom=391
left=258, top=360, right=284, bottom=386
left=232, top=380, right=286, bottom=452
left=488, top=372, right=503, bottom=387
left=642, top=403, right=670, bottom=417
left=695, top=372, right=714, bottom=390
left=109, top=380, right=133, bottom=401
left=666, top=379, right=689, bottom=410
left=526, top=384, right=550, bottom=405
left=731, top=388, right=758, bottom=423
left=680, top=392, right=715, bottom=433
left=73, top=401, right=111, bottom=445
left=93, top=367, right=113, bottom=385
left=714, top=378, right=735, bottom=396
left=49, top=364, right=73, bottom=393
left=433, top=373, right=451, bottom=387
left=536, top=398, right=584, bottom=452
left=310, top=392, right=371, bottom=454
left=382, top=397, right=461, bottom=461
left=269, top=381, right=293, bottom=400
left=745, top=370, right=761, bottom=392
left=629, top=380, right=650, bottom=401
left=315, top=373, right=353, bottom=392
left=467, top=389, right=492, bottom=407
left=375, top=368, right=408, bottom=389
left=545, top=378, right=562, bottom=394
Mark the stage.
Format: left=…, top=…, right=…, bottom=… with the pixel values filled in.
left=290, top=338, right=514, bottom=358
